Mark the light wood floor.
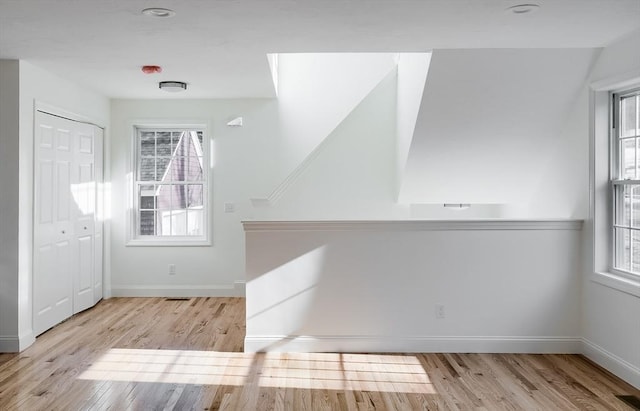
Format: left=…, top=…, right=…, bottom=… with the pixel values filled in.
left=0, top=298, right=638, bottom=410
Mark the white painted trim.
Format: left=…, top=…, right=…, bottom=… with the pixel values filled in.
left=19, top=331, right=35, bottom=351
left=0, top=331, right=34, bottom=352
left=591, top=271, right=640, bottom=298
left=125, top=239, right=212, bottom=247
left=244, top=335, right=582, bottom=354
left=242, top=219, right=583, bottom=232
left=582, top=338, right=640, bottom=389
left=111, top=282, right=245, bottom=298
left=590, top=70, right=640, bottom=92
left=0, top=336, right=19, bottom=352
left=233, top=280, right=246, bottom=295
left=35, top=101, right=106, bottom=129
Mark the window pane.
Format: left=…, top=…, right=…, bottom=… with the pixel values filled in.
left=633, top=186, right=640, bottom=228
left=139, top=184, right=155, bottom=209
left=187, top=209, right=204, bottom=236
left=157, top=185, right=172, bottom=209
left=157, top=132, right=171, bottom=156
left=187, top=156, right=204, bottom=181
left=633, top=230, right=640, bottom=273
left=172, top=132, right=183, bottom=153
left=621, top=95, right=638, bottom=138
left=140, top=135, right=155, bottom=157
left=158, top=209, right=171, bottom=235
left=615, top=227, right=631, bottom=271
left=170, top=210, right=187, bottom=236
left=156, top=158, right=171, bottom=181
left=140, top=158, right=155, bottom=181
left=621, top=139, right=636, bottom=179
left=140, top=211, right=156, bottom=235
left=163, top=157, right=181, bottom=181
left=188, top=184, right=203, bottom=208
left=615, top=185, right=631, bottom=226
left=171, top=184, right=188, bottom=209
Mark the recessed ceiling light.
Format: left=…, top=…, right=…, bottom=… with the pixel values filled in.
left=505, top=4, right=541, bottom=14
left=159, top=81, right=187, bottom=92
left=142, top=8, right=176, bottom=18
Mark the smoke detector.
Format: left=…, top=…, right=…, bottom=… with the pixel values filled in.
left=505, top=4, right=540, bottom=14
left=142, top=8, right=176, bottom=18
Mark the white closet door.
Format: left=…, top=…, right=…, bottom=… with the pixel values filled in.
left=93, top=127, right=104, bottom=304
left=34, top=112, right=103, bottom=336
left=73, top=122, right=97, bottom=313
left=34, top=113, right=75, bottom=335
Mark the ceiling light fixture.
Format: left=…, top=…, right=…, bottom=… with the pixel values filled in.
left=159, top=81, right=187, bottom=92
left=141, top=8, right=176, bottom=18
left=505, top=4, right=540, bottom=14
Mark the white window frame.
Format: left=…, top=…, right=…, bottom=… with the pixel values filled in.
left=590, top=76, right=640, bottom=298
left=126, top=122, right=211, bottom=246
left=611, top=89, right=640, bottom=279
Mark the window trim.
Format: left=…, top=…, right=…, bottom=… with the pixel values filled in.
left=590, top=76, right=640, bottom=298
left=610, top=88, right=640, bottom=278
left=126, top=121, right=211, bottom=247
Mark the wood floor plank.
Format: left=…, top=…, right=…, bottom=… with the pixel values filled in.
left=1, top=297, right=639, bottom=410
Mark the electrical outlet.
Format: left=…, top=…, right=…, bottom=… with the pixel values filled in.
left=168, top=264, right=176, bottom=275
left=224, top=202, right=236, bottom=213
left=435, top=304, right=445, bottom=319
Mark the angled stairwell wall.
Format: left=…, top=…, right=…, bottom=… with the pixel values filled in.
left=252, top=52, right=398, bottom=207
left=254, top=68, right=400, bottom=219
left=395, top=53, right=432, bottom=200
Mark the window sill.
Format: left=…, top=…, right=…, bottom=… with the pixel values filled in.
left=126, top=238, right=211, bottom=247
left=591, top=271, right=640, bottom=298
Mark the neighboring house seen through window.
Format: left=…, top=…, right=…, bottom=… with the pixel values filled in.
left=613, top=89, right=640, bottom=276
left=131, top=127, right=209, bottom=245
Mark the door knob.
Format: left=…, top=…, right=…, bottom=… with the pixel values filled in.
left=61, top=230, right=65, bottom=234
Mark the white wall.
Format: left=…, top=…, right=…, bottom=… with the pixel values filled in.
left=583, top=28, right=640, bottom=389
left=399, top=49, right=597, bottom=218
left=109, top=99, right=280, bottom=296
left=254, top=69, right=401, bottom=220
left=523, top=86, right=591, bottom=218
left=245, top=220, right=583, bottom=353
left=0, top=60, right=110, bottom=351
left=0, top=60, right=20, bottom=351
left=395, top=53, right=431, bottom=199
left=257, top=53, right=397, bottom=200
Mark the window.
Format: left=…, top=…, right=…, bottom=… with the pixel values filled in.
left=130, top=126, right=209, bottom=245
left=612, top=89, right=640, bottom=276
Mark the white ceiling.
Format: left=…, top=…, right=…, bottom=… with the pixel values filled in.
left=1, top=0, right=639, bottom=99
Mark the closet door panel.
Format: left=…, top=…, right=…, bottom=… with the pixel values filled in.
left=33, top=114, right=74, bottom=336
left=73, top=123, right=97, bottom=313
left=33, top=112, right=103, bottom=335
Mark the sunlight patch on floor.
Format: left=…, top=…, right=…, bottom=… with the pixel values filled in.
left=78, top=349, right=436, bottom=394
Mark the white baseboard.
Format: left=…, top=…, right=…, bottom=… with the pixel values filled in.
left=582, top=338, right=640, bottom=389
left=0, top=335, right=19, bottom=352
left=110, top=281, right=246, bottom=298
left=0, top=331, right=35, bottom=353
left=244, top=335, right=582, bottom=354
